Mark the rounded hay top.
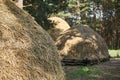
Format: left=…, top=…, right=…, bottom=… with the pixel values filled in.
left=0, top=0, right=65, bottom=80
left=48, top=17, right=70, bottom=41
left=56, top=24, right=110, bottom=65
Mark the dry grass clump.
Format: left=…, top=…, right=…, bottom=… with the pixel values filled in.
left=0, top=0, right=65, bottom=80
left=56, top=24, right=110, bottom=65
left=48, top=17, right=70, bottom=41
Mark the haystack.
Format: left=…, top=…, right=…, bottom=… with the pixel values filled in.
left=48, top=17, right=70, bottom=41
left=0, top=0, right=65, bottom=80
left=56, top=24, right=110, bottom=65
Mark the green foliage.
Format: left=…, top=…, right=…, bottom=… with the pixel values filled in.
left=23, top=0, right=120, bottom=49
left=23, top=0, right=94, bottom=29
left=23, top=0, right=68, bottom=30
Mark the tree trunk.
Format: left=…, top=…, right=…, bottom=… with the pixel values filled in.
left=101, top=0, right=114, bottom=49
left=114, top=0, right=120, bottom=49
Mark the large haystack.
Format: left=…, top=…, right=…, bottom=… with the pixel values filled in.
left=56, top=24, right=110, bottom=65
left=0, top=0, right=65, bottom=80
left=48, top=17, right=70, bottom=41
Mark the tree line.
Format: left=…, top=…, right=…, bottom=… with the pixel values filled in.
left=14, top=0, right=120, bottom=49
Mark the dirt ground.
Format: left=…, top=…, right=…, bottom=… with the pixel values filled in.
left=63, top=58, right=120, bottom=80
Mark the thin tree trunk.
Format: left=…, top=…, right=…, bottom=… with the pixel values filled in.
left=114, top=0, right=120, bottom=49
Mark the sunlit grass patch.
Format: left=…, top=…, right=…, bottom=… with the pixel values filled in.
left=108, top=50, right=120, bottom=58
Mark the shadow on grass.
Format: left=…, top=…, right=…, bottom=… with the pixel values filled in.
left=65, top=66, right=102, bottom=80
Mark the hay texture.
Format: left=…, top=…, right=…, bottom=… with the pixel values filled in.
left=56, top=24, right=110, bottom=65
left=48, top=17, right=70, bottom=41
left=0, top=0, right=65, bottom=80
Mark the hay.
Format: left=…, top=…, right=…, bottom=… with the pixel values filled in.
left=0, top=0, right=65, bottom=80
left=11, top=0, right=23, bottom=9
left=48, top=17, right=70, bottom=41
left=56, top=24, right=110, bottom=65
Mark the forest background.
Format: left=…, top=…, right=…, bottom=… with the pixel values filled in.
left=21, top=0, right=120, bottom=49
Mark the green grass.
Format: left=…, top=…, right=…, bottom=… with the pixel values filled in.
left=66, top=66, right=102, bottom=80
left=108, top=49, right=120, bottom=58
left=65, top=50, right=120, bottom=80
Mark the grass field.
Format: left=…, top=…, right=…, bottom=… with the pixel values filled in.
left=64, top=58, right=120, bottom=80
left=108, top=49, right=120, bottom=58
left=64, top=66, right=102, bottom=80
left=64, top=49, right=120, bottom=80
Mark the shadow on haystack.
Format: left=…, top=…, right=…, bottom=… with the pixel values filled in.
left=55, top=24, right=110, bottom=66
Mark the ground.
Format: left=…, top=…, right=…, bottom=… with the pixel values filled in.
left=63, top=58, right=120, bottom=80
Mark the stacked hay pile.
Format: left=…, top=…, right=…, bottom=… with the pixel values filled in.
left=48, top=17, right=70, bottom=41
left=0, top=0, right=65, bottom=80
left=56, top=24, right=110, bottom=65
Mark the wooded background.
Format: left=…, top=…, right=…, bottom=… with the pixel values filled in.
left=15, top=0, right=120, bottom=49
